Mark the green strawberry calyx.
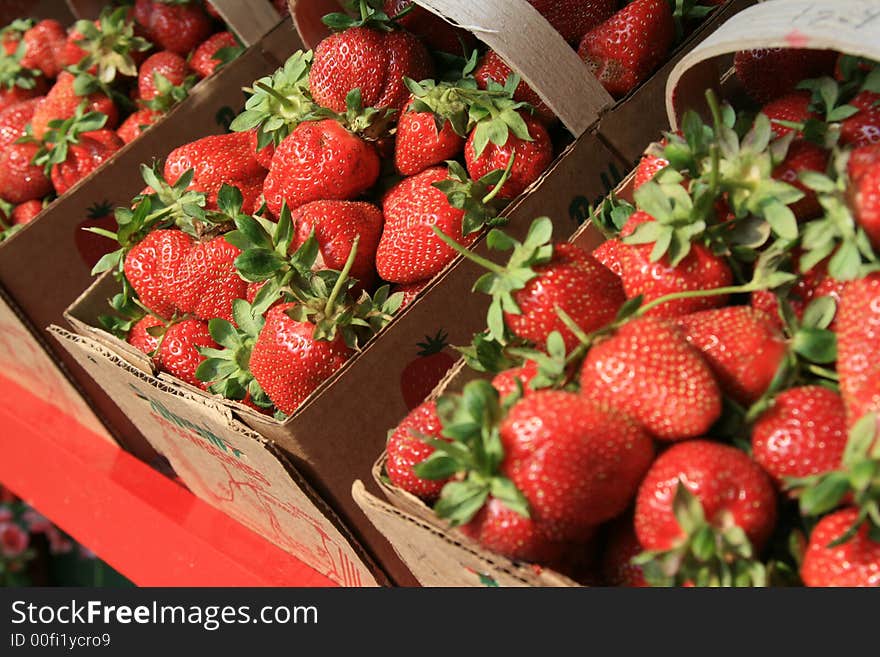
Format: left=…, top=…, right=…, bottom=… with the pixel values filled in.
left=0, top=41, right=42, bottom=91
left=322, top=0, right=402, bottom=32
left=32, top=102, right=109, bottom=175
left=143, top=69, right=198, bottom=113
left=433, top=158, right=513, bottom=236
left=68, top=6, right=153, bottom=84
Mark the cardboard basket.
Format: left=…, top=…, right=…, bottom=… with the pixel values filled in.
left=54, top=0, right=755, bottom=585
left=351, top=0, right=880, bottom=586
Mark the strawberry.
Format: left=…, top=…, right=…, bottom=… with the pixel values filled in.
left=395, top=96, right=465, bottom=176
left=169, top=236, right=247, bottom=324
left=473, top=50, right=554, bottom=124
left=634, top=441, right=777, bottom=586
left=837, top=273, right=880, bottom=425
left=801, top=508, right=880, bottom=586
left=761, top=92, right=817, bottom=139
left=138, top=51, right=190, bottom=101
left=840, top=91, right=880, bottom=149
left=528, top=0, right=617, bottom=44
left=750, top=253, right=827, bottom=328
left=675, top=307, right=787, bottom=406
left=772, top=140, right=829, bottom=221
left=0, top=96, right=40, bottom=152
left=382, top=1, right=476, bottom=54
left=19, top=19, right=65, bottom=79
left=0, top=48, right=47, bottom=112
left=165, top=131, right=267, bottom=215
left=262, top=119, right=380, bottom=216
left=492, top=361, right=540, bottom=400
left=30, top=72, right=118, bottom=140
left=385, top=400, right=448, bottom=501
left=133, top=0, right=212, bottom=56
left=580, top=317, right=722, bottom=441
left=190, top=31, right=240, bottom=79
left=123, top=229, right=194, bottom=318
left=0, top=142, right=52, bottom=204
left=127, top=315, right=164, bottom=354
left=464, top=111, right=553, bottom=201
left=848, top=141, right=880, bottom=250
left=394, top=280, right=429, bottom=309
left=155, top=319, right=217, bottom=388
left=309, top=17, right=433, bottom=114
left=634, top=152, right=669, bottom=189
left=290, top=200, right=384, bottom=290
left=577, top=0, right=674, bottom=99
left=734, top=47, right=837, bottom=104
left=0, top=19, right=31, bottom=56
left=400, top=331, right=456, bottom=410
left=751, top=386, right=848, bottom=488
left=10, top=199, right=42, bottom=225
left=601, top=518, right=647, bottom=587
left=116, top=107, right=163, bottom=144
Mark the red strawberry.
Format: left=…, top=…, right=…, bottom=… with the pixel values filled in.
left=10, top=199, right=42, bottom=225
left=394, top=280, right=429, bottom=309
left=19, top=19, right=65, bottom=79
left=577, top=0, right=674, bottom=99
left=634, top=152, right=669, bottom=189
left=310, top=26, right=433, bottom=114
left=247, top=129, right=275, bottom=170
left=385, top=400, right=448, bottom=501
left=464, top=111, right=553, bottom=200
left=601, top=518, right=647, bottom=587
left=734, top=48, right=837, bottom=104
left=262, top=119, right=380, bottom=215
left=580, top=317, right=722, bottom=441
left=169, top=236, right=247, bottom=324
left=473, top=50, right=554, bottom=124
left=801, top=508, right=880, bottom=586
left=155, top=319, right=218, bottom=389
left=750, top=253, right=827, bottom=328
left=528, top=0, right=617, bottom=44
left=0, top=80, right=46, bottom=113
left=772, top=140, right=829, bottom=221
left=635, top=440, right=777, bottom=552
left=0, top=96, right=40, bottom=152
left=127, top=315, right=164, bottom=354
left=382, top=0, right=476, bottom=54
left=290, top=200, right=384, bottom=290
left=675, top=307, right=787, bottom=406
left=133, top=0, right=212, bottom=56
left=138, top=51, right=190, bottom=101
left=848, top=141, right=880, bottom=249
left=492, top=361, right=540, bottom=400
left=190, top=32, right=238, bottom=79
left=400, top=331, right=456, bottom=410
left=49, top=129, right=123, bottom=195
left=0, top=142, right=52, bottom=204
left=761, top=92, right=817, bottom=139
left=249, top=302, right=352, bottom=415
left=165, top=131, right=268, bottom=215
left=123, top=229, right=194, bottom=318
left=30, top=72, right=118, bottom=140
left=837, top=273, right=880, bottom=425
left=117, top=107, right=163, bottom=144
left=375, top=166, right=476, bottom=284
left=840, top=91, right=880, bottom=149
left=395, top=97, right=465, bottom=176
left=751, top=386, right=848, bottom=488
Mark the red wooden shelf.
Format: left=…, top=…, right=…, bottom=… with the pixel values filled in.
left=0, top=374, right=336, bottom=587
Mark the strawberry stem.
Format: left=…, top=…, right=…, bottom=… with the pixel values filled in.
left=324, top=236, right=359, bottom=317
left=481, top=153, right=516, bottom=205
left=254, top=81, right=297, bottom=110
left=635, top=281, right=761, bottom=317
left=430, top=225, right=506, bottom=274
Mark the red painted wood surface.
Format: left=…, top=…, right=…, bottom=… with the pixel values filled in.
left=0, top=374, right=337, bottom=587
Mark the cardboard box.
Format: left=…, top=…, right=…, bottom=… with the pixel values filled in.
left=352, top=0, right=880, bottom=586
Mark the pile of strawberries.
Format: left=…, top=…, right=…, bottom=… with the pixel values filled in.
left=385, top=48, right=880, bottom=586
left=0, top=0, right=249, bottom=241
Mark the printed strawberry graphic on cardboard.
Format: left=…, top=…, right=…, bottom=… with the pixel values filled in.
left=75, top=201, right=118, bottom=270
left=400, top=330, right=456, bottom=410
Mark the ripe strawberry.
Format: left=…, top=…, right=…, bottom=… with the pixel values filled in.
left=394, top=280, right=429, bottom=309
left=169, top=236, right=247, bottom=324
left=580, top=317, right=722, bottom=441
left=473, top=50, right=554, bottom=124
left=19, top=19, right=65, bottom=79
left=123, top=229, right=194, bottom=318
left=577, top=0, right=674, bottom=99
left=309, top=25, right=433, bottom=114
left=0, top=96, right=40, bottom=151
left=116, top=107, right=163, bottom=144
left=0, top=78, right=46, bottom=113
left=386, top=400, right=448, bottom=501
left=750, top=253, right=827, bottom=328
left=133, top=0, right=212, bottom=56
left=772, top=140, right=829, bottom=221
left=760, top=92, right=817, bottom=139
left=751, top=386, right=848, bottom=488
left=10, top=199, right=42, bottom=225
left=675, top=307, right=787, bottom=406
left=464, top=111, right=553, bottom=200
left=492, top=361, right=540, bottom=400
left=840, top=91, right=880, bottom=149
left=291, top=200, right=384, bottom=290
left=138, top=51, right=190, bottom=101
left=528, top=0, right=617, bottom=44
left=190, top=32, right=239, bottom=79
left=0, top=142, right=52, bottom=204
left=635, top=440, right=777, bottom=553
left=837, top=273, right=880, bottom=425
left=734, top=48, right=837, bottom=104
left=601, top=518, right=647, bottom=587
left=848, top=141, right=880, bottom=249
left=262, top=119, right=380, bottom=216
left=634, top=152, right=669, bottom=189
left=395, top=97, right=465, bottom=176
left=127, top=315, right=164, bottom=354
left=249, top=302, right=353, bottom=415
left=155, top=319, right=218, bottom=389
left=165, top=131, right=267, bottom=215
left=30, top=72, right=118, bottom=140
left=382, top=0, right=476, bottom=54
left=400, top=331, right=456, bottom=410
left=48, top=128, right=123, bottom=195
left=801, top=508, right=880, bottom=586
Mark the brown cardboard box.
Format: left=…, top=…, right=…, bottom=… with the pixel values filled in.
left=352, top=0, right=880, bottom=586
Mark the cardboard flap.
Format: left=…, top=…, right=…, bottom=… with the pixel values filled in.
left=209, top=0, right=282, bottom=45
left=666, top=0, right=880, bottom=129
left=289, top=0, right=614, bottom=137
